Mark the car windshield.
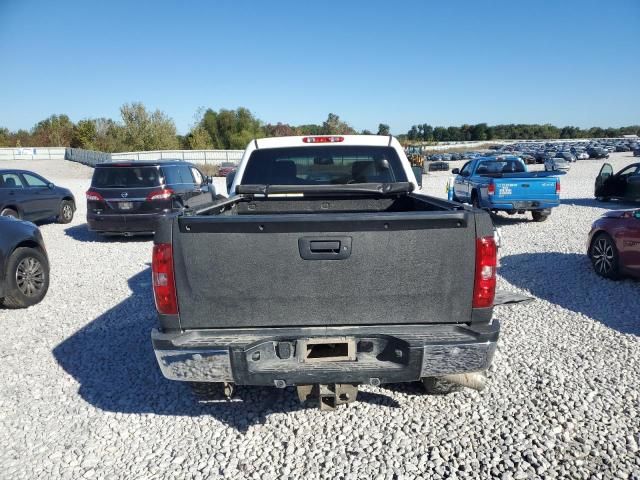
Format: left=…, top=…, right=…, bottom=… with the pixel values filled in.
left=476, top=160, right=525, bottom=174
left=92, top=166, right=161, bottom=188
left=241, top=146, right=408, bottom=185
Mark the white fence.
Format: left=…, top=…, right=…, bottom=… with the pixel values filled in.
left=0, top=147, right=66, bottom=160
left=65, top=148, right=113, bottom=167
left=63, top=148, right=245, bottom=167
left=111, top=150, right=244, bottom=165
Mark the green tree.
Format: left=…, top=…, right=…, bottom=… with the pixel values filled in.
left=377, top=123, right=390, bottom=136
left=119, top=102, right=179, bottom=151
left=197, top=107, right=264, bottom=149
left=71, top=119, right=97, bottom=149
left=421, top=124, right=433, bottom=141
left=264, top=123, right=297, bottom=137
left=186, top=125, right=214, bottom=149
left=295, top=124, right=323, bottom=135
left=321, top=113, right=356, bottom=135
left=32, top=114, right=74, bottom=146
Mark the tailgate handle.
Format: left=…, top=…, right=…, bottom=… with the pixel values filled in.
left=299, top=237, right=352, bottom=260
left=310, top=240, right=340, bottom=253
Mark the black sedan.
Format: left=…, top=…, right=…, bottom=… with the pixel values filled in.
left=595, top=163, right=640, bottom=202
left=0, top=169, right=75, bottom=223
left=0, top=217, right=49, bottom=308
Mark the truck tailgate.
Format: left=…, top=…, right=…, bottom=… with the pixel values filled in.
left=493, top=177, right=558, bottom=202
left=172, top=211, right=476, bottom=329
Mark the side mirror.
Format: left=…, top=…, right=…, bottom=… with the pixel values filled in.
left=205, top=176, right=213, bottom=185
left=48, top=183, right=55, bottom=189
left=452, top=168, right=460, bottom=175
left=226, top=170, right=236, bottom=195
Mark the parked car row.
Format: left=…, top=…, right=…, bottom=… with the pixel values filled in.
left=498, top=139, right=640, bottom=163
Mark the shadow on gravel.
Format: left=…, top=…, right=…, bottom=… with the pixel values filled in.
left=53, top=268, right=401, bottom=431
left=500, top=252, right=639, bottom=335
left=64, top=224, right=152, bottom=243
left=490, top=215, right=532, bottom=226
left=561, top=198, right=639, bottom=208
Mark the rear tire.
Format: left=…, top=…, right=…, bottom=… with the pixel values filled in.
left=589, top=233, right=620, bottom=280
left=2, top=247, right=49, bottom=308
left=471, top=192, right=480, bottom=209
left=57, top=200, right=74, bottom=224
left=1, top=208, right=19, bottom=219
left=531, top=211, right=549, bottom=222
left=422, top=377, right=462, bottom=395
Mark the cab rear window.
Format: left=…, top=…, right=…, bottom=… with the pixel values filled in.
left=241, top=146, right=407, bottom=185
left=92, top=167, right=161, bottom=188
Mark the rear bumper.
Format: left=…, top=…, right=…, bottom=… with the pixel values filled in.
left=151, top=321, right=500, bottom=386
left=488, top=200, right=559, bottom=211
left=87, top=212, right=168, bottom=233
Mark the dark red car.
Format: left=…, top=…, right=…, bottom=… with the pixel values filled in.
left=218, top=162, right=237, bottom=177
left=587, top=208, right=640, bottom=279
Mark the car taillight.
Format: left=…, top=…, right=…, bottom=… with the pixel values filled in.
left=152, top=243, right=178, bottom=315
left=556, top=179, right=560, bottom=194
left=85, top=190, right=104, bottom=202
left=302, top=136, right=344, bottom=143
left=146, top=188, right=174, bottom=201
left=487, top=181, right=495, bottom=196
left=473, top=236, right=497, bottom=309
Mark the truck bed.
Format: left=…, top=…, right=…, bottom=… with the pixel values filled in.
left=159, top=193, right=491, bottom=330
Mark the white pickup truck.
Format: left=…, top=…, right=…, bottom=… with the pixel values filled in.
left=225, top=135, right=420, bottom=195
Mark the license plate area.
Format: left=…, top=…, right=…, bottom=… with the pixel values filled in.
left=513, top=201, right=539, bottom=209
left=298, top=337, right=356, bottom=363
left=119, top=201, right=134, bottom=210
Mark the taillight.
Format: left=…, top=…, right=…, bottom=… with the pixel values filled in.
left=302, top=136, right=344, bottom=143
left=556, top=179, right=560, bottom=194
left=487, top=181, right=495, bottom=196
left=85, top=190, right=104, bottom=202
left=146, top=188, right=174, bottom=201
left=152, top=243, right=178, bottom=315
left=473, top=236, right=497, bottom=308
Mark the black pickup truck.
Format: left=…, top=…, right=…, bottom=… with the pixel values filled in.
left=151, top=135, right=500, bottom=409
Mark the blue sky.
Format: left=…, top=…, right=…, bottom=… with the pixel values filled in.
left=1, top=0, right=638, bottom=134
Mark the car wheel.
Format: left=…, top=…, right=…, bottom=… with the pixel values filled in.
left=589, top=233, right=620, bottom=280
left=531, top=211, right=549, bottom=222
left=57, top=200, right=74, bottom=224
left=1, top=208, right=19, bottom=219
left=1, top=247, right=49, bottom=308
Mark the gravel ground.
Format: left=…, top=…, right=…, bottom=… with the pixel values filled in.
left=0, top=154, right=639, bottom=479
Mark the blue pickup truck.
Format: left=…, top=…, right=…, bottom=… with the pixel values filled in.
left=452, top=156, right=561, bottom=222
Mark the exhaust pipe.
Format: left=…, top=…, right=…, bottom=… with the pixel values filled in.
left=441, top=372, right=487, bottom=391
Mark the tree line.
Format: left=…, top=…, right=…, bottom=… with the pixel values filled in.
left=403, top=123, right=640, bottom=142
left=1, top=103, right=637, bottom=152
